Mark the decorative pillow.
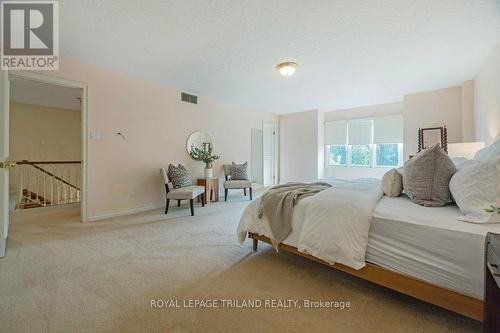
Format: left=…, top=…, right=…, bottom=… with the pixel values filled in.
left=449, top=158, right=499, bottom=223
left=230, top=162, right=248, bottom=180
left=451, top=157, right=469, bottom=168
left=167, top=164, right=192, bottom=188
left=474, top=140, right=500, bottom=161
left=381, top=168, right=403, bottom=197
left=403, top=144, right=456, bottom=207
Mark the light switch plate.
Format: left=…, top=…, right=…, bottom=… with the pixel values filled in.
left=90, top=131, right=102, bottom=140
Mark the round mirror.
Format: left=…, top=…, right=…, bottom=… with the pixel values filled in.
left=186, top=131, right=212, bottom=156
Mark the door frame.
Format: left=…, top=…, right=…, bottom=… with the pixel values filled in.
left=1, top=69, right=9, bottom=256
left=8, top=71, right=89, bottom=223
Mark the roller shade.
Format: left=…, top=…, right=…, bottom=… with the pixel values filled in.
left=373, top=114, right=403, bottom=144
left=325, top=120, right=347, bottom=145
left=348, top=120, right=372, bottom=145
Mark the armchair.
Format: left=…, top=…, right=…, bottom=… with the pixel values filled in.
left=222, top=164, right=252, bottom=201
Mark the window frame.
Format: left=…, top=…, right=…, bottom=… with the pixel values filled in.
left=325, top=144, right=348, bottom=167
left=373, top=143, right=403, bottom=168
left=324, top=119, right=403, bottom=170
left=349, top=144, right=372, bottom=168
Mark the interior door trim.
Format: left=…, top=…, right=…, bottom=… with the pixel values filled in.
left=8, top=71, right=89, bottom=223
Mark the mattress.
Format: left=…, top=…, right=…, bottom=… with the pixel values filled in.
left=367, top=195, right=500, bottom=299
left=240, top=192, right=500, bottom=299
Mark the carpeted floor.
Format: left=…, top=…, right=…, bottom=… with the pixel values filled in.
left=0, top=191, right=480, bottom=332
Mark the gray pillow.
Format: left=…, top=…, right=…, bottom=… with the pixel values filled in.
left=167, top=164, right=192, bottom=188
left=230, top=162, right=248, bottom=180
left=403, top=144, right=456, bottom=207
left=381, top=168, right=403, bottom=197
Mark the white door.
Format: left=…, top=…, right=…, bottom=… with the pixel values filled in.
left=251, top=129, right=263, bottom=184
left=0, top=70, right=10, bottom=257
left=263, top=121, right=275, bottom=186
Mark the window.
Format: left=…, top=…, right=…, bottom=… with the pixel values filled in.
left=376, top=143, right=400, bottom=167
left=324, top=115, right=403, bottom=169
left=327, top=145, right=347, bottom=166
left=350, top=144, right=371, bottom=167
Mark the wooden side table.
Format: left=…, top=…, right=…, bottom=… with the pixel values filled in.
left=197, top=178, right=219, bottom=205
left=484, top=232, right=500, bottom=332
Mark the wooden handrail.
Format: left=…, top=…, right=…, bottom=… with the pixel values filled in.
left=16, top=160, right=81, bottom=165
left=24, top=163, right=81, bottom=191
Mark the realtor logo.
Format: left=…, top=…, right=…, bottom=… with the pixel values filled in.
left=1, top=0, right=59, bottom=70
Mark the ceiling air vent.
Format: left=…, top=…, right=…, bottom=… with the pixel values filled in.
left=181, top=92, right=198, bottom=104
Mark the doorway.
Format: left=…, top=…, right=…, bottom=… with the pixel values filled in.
left=262, top=121, right=276, bottom=186
left=251, top=128, right=263, bottom=184
left=1, top=71, right=88, bottom=257
left=251, top=121, right=276, bottom=187
left=10, top=77, right=83, bottom=210
left=251, top=121, right=277, bottom=186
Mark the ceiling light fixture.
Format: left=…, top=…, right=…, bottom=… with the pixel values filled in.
left=276, top=62, right=297, bottom=76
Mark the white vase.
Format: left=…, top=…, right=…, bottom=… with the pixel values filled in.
left=204, top=168, right=213, bottom=178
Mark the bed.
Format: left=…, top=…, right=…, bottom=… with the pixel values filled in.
left=237, top=179, right=500, bottom=321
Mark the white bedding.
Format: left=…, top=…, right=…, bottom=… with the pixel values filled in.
left=237, top=182, right=500, bottom=299
left=369, top=195, right=500, bottom=299
left=238, top=179, right=383, bottom=269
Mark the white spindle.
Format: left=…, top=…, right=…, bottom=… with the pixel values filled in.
left=14, top=162, right=81, bottom=209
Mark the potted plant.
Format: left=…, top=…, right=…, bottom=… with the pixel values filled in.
left=190, top=146, right=220, bottom=178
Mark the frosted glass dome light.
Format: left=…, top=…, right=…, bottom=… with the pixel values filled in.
left=276, top=62, right=297, bottom=76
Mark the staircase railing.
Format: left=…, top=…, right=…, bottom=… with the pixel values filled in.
left=13, top=160, right=81, bottom=209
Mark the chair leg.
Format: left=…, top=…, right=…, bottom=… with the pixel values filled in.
left=249, top=187, right=253, bottom=200
left=177, top=200, right=181, bottom=207
left=252, top=238, right=258, bottom=251
left=225, top=188, right=228, bottom=201
left=165, top=199, right=170, bottom=214
left=244, top=188, right=247, bottom=196
left=201, top=193, right=205, bottom=207
left=190, top=199, right=194, bottom=216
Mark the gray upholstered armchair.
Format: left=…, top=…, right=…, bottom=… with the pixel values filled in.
left=222, top=164, right=252, bottom=201
left=160, top=168, right=205, bottom=216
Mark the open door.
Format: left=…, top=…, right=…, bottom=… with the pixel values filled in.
left=0, top=69, right=11, bottom=257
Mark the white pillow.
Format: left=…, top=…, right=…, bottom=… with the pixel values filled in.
left=449, top=158, right=499, bottom=223
left=474, top=140, right=500, bottom=161
left=451, top=157, right=469, bottom=168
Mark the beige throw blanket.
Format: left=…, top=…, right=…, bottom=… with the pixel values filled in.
left=258, top=182, right=332, bottom=247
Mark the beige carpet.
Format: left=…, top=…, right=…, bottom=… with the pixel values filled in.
left=0, top=191, right=480, bottom=332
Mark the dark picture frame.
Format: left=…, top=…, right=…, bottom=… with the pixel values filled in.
left=418, top=126, right=448, bottom=153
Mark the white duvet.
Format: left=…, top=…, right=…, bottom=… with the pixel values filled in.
left=237, top=178, right=383, bottom=270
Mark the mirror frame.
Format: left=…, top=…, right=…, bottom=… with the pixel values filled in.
left=186, top=131, right=213, bottom=157
left=418, top=126, right=448, bottom=153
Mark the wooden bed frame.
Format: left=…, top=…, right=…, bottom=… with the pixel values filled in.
left=248, top=232, right=483, bottom=321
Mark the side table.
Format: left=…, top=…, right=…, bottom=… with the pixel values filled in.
left=197, top=178, right=219, bottom=205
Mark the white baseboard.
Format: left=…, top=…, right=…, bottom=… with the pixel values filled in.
left=87, top=203, right=164, bottom=222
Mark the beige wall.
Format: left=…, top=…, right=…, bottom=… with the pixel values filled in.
left=316, top=111, right=325, bottom=179
left=10, top=102, right=81, bottom=162
left=461, top=80, right=475, bottom=142
left=403, top=86, right=463, bottom=159
left=324, top=102, right=403, bottom=122
left=279, top=104, right=402, bottom=182
left=282, top=85, right=478, bottom=181
left=279, top=110, right=320, bottom=183
left=474, top=41, right=500, bottom=145
left=42, top=60, right=276, bottom=220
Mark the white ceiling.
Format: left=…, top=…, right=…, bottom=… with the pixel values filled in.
left=60, top=0, right=500, bottom=114
left=10, top=77, right=82, bottom=110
